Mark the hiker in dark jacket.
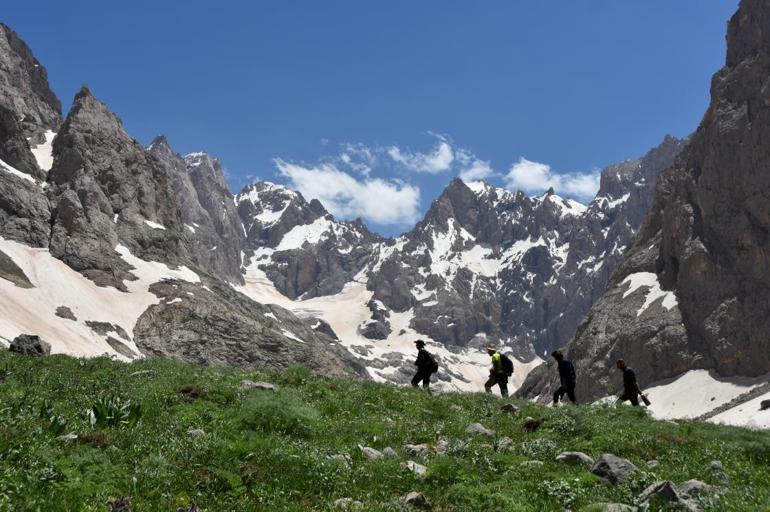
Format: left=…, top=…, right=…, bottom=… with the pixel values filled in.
left=411, top=339, right=433, bottom=392
left=551, top=350, right=577, bottom=405
left=616, top=359, right=642, bottom=406
left=484, top=346, right=509, bottom=397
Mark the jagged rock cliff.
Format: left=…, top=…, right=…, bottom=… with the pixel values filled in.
left=519, top=0, right=770, bottom=402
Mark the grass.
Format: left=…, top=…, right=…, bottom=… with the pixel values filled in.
left=0, top=352, right=768, bottom=511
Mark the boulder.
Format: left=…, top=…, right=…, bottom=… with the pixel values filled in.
left=678, top=479, right=712, bottom=498
left=556, top=451, right=595, bottom=467
left=186, top=429, right=206, bottom=438
left=501, top=403, right=519, bottom=414
left=590, top=454, right=637, bottom=485
left=361, top=447, right=383, bottom=461
left=401, top=491, right=430, bottom=509
left=9, top=334, right=50, bottom=357
left=760, top=399, right=770, bottom=411
left=465, top=422, right=495, bottom=437
left=400, top=460, right=427, bottom=479
left=403, top=443, right=431, bottom=456
left=241, top=380, right=277, bottom=391
left=521, top=416, right=543, bottom=432
left=637, top=481, right=699, bottom=512
left=382, top=447, right=397, bottom=458
left=332, top=498, right=362, bottom=509
left=497, top=436, right=513, bottom=451
left=434, top=439, right=449, bottom=454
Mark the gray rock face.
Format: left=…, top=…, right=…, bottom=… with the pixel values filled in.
left=54, top=306, right=76, bottom=321
left=638, top=481, right=698, bottom=511
left=149, top=137, right=246, bottom=283
left=556, top=451, right=594, bottom=467
left=48, top=87, right=188, bottom=290
left=0, top=248, right=32, bottom=288
left=0, top=23, right=61, bottom=142
left=590, top=454, right=637, bottom=485
left=133, top=279, right=368, bottom=379
left=237, top=181, right=380, bottom=299
left=9, top=334, right=50, bottom=356
left=520, top=0, right=770, bottom=403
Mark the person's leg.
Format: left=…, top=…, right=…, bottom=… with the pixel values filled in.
left=499, top=378, right=509, bottom=397
left=484, top=374, right=496, bottom=393
left=411, top=372, right=422, bottom=388
left=629, top=393, right=639, bottom=407
left=566, top=384, right=576, bottom=403
left=553, top=386, right=566, bottom=404
left=421, top=373, right=431, bottom=394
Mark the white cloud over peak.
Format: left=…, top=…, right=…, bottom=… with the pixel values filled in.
left=274, top=159, right=420, bottom=226
left=456, top=148, right=496, bottom=182
left=503, top=157, right=600, bottom=201
left=386, top=136, right=455, bottom=174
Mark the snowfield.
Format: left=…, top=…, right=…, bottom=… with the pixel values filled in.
left=0, top=237, right=198, bottom=360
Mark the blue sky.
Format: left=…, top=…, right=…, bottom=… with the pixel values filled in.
left=6, top=1, right=738, bottom=236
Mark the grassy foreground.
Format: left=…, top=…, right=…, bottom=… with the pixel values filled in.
left=0, top=352, right=768, bottom=511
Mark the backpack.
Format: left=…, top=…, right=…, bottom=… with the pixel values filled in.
left=427, top=352, right=439, bottom=374
left=500, top=353, right=514, bottom=377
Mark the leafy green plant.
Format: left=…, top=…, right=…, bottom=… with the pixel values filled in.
left=86, top=395, right=142, bottom=429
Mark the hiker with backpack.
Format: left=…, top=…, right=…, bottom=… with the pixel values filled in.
left=551, top=349, right=577, bottom=405
left=411, top=339, right=438, bottom=393
left=484, top=346, right=513, bottom=397
left=615, top=359, right=650, bottom=406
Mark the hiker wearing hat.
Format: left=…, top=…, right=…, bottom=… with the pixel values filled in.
left=551, top=349, right=577, bottom=405
left=411, top=339, right=438, bottom=393
left=484, top=345, right=511, bottom=397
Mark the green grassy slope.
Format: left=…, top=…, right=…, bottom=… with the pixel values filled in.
left=0, top=352, right=768, bottom=511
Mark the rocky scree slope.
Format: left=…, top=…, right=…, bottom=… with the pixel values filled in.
left=519, top=0, right=770, bottom=404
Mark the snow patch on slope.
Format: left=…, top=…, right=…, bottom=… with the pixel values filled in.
left=710, top=391, right=770, bottom=429
left=29, top=130, right=56, bottom=172
left=621, top=272, right=678, bottom=316
left=0, top=157, right=37, bottom=184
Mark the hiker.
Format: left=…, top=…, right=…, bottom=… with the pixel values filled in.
left=411, top=339, right=437, bottom=393
left=616, top=359, right=643, bottom=406
left=551, top=350, right=577, bottom=405
left=484, top=346, right=513, bottom=397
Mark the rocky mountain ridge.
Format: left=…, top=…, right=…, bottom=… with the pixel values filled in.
left=519, top=0, right=770, bottom=404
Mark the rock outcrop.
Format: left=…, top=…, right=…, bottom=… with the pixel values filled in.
left=519, top=0, right=770, bottom=402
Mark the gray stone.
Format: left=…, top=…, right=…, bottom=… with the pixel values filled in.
left=678, top=479, right=712, bottom=498
left=638, top=481, right=699, bottom=512
left=360, top=447, right=383, bottom=461
left=401, top=491, right=429, bottom=508
left=241, top=380, right=277, bottom=391
left=434, top=439, right=450, bottom=454
left=54, top=306, right=76, bottom=321
left=501, top=403, right=519, bottom=414
left=590, top=454, right=637, bottom=485
left=382, top=447, right=397, bottom=458
left=761, top=399, right=770, bottom=411
left=522, top=416, right=543, bottom=432
left=465, top=422, right=495, bottom=437
left=400, top=460, right=427, bottom=478
left=187, top=429, right=206, bottom=438
left=9, top=334, right=50, bottom=357
left=520, top=460, right=544, bottom=468
left=646, top=460, right=660, bottom=469
left=583, top=504, right=637, bottom=512
left=556, top=451, right=594, bottom=467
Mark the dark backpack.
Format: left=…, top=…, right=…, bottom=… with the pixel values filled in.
left=500, top=353, right=514, bottom=377
left=427, top=352, right=439, bottom=374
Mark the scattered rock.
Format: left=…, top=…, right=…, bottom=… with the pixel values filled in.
left=709, top=460, right=730, bottom=483
left=57, top=432, right=78, bottom=442
left=556, top=451, right=595, bottom=467
left=760, top=399, right=770, bottom=411
left=520, top=460, right=544, bottom=468
left=590, top=454, right=637, bottom=485
left=465, top=422, right=495, bottom=437
left=400, top=460, right=428, bottom=478
left=361, top=447, right=383, bottom=461
left=55, top=306, right=77, bottom=321
left=521, top=416, right=543, bottom=432
left=403, top=443, right=431, bottom=456
left=187, top=429, right=206, bottom=438
left=434, top=439, right=449, bottom=454
left=637, top=481, right=699, bottom=511
left=332, top=498, right=363, bottom=509
left=9, top=334, right=50, bottom=357
left=240, top=379, right=277, bottom=391
left=329, top=454, right=351, bottom=466
left=382, top=446, right=397, bottom=458
left=646, top=460, right=660, bottom=469
left=128, top=369, right=156, bottom=377
left=678, top=479, right=713, bottom=498
left=501, top=403, right=519, bottom=414
left=708, top=460, right=724, bottom=471
left=401, top=491, right=430, bottom=508
left=497, top=436, right=513, bottom=451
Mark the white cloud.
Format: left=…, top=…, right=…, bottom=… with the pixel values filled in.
left=504, top=157, right=600, bottom=201
left=386, top=136, right=454, bottom=174
left=274, top=159, right=420, bottom=226
left=456, top=148, right=496, bottom=182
